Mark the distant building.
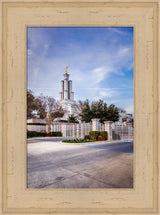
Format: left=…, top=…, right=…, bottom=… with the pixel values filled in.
left=119, top=113, right=133, bottom=124
left=56, top=67, right=80, bottom=121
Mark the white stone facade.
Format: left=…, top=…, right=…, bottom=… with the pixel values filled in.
left=58, top=70, right=80, bottom=120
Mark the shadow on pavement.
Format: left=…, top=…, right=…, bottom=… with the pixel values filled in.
left=84, top=142, right=133, bottom=153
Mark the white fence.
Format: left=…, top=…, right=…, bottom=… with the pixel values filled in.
left=51, top=122, right=92, bottom=138
left=111, top=122, right=133, bottom=141
left=50, top=120, right=133, bottom=141
left=27, top=119, right=134, bottom=141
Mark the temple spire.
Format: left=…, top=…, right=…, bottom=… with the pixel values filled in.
left=65, top=66, right=68, bottom=74
left=59, top=68, right=74, bottom=101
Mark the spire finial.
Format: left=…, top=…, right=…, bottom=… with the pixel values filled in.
left=65, top=66, right=68, bottom=74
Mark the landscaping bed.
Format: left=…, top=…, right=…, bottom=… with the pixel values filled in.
left=62, top=139, right=95, bottom=143
left=62, top=131, right=108, bottom=144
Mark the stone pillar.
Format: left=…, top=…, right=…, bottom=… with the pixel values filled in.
left=92, top=119, right=100, bottom=131
left=104, top=121, right=112, bottom=141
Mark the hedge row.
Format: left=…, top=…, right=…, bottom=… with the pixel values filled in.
left=52, top=131, right=62, bottom=137
left=84, top=131, right=108, bottom=141
left=27, top=131, right=62, bottom=138
left=62, top=139, right=94, bottom=143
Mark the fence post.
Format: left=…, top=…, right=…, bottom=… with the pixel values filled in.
left=72, top=124, right=75, bottom=137
left=91, top=119, right=100, bottom=131
left=81, top=123, right=83, bottom=137
left=104, top=121, right=112, bottom=141
left=76, top=124, right=79, bottom=138
left=62, top=124, right=67, bottom=137
left=50, top=124, right=53, bottom=132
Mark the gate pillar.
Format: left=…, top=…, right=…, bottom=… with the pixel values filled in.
left=91, top=119, right=100, bottom=131
left=104, top=121, right=112, bottom=141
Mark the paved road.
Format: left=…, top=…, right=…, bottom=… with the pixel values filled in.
left=27, top=138, right=133, bottom=189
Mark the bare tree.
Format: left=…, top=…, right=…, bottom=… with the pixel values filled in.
left=35, top=95, right=64, bottom=133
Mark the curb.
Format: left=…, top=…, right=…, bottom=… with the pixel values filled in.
left=60, top=140, right=133, bottom=146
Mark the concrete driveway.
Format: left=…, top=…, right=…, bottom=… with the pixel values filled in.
left=27, top=137, right=133, bottom=189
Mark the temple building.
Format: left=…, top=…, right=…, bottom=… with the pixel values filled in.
left=57, top=67, right=80, bottom=120
left=59, top=66, right=75, bottom=102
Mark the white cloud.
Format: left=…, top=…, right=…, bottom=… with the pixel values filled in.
left=89, top=88, right=120, bottom=102
left=118, top=47, right=130, bottom=56
left=99, top=88, right=119, bottom=98
left=124, top=105, right=133, bottom=114
left=92, top=67, right=111, bottom=84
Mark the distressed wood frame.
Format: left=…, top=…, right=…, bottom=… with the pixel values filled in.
left=0, top=0, right=159, bottom=214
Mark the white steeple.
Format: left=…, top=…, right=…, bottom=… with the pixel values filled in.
left=57, top=67, right=81, bottom=121
left=59, top=67, right=74, bottom=101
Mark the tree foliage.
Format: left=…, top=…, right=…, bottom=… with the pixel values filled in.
left=27, top=90, right=38, bottom=118
left=106, top=104, right=119, bottom=122
left=68, top=114, right=79, bottom=123
left=81, top=99, right=119, bottom=123
left=81, top=99, right=93, bottom=122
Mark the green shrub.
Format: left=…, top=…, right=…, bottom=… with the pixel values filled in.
left=112, top=131, right=121, bottom=140
left=62, top=139, right=94, bottom=143
left=84, top=135, right=90, bottom=140
left=89, top=131, right=99, bottom=141
left=99, top=131, right=108, bottom=140
left=27, top=130, right=46, bottom=138
left=51, top=131, right=62, bottom=137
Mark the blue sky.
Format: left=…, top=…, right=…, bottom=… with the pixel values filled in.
left=27, top=27, right=133, bottom=113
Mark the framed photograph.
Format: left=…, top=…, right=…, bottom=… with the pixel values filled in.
left=1, top=0, right=159, bottom=214
left=27, top=26, right=134, bottom=189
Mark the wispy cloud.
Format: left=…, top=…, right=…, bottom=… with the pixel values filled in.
left=118, top=47, right=130, bottom=56
left=27, top=27, right=133, bottom=113
left=108, top=27, right=129, bottom=35
left=92, top=67, right=112, bottom=84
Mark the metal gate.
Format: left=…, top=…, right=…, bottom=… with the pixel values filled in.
left=111, top=123, right=133, bottom=141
